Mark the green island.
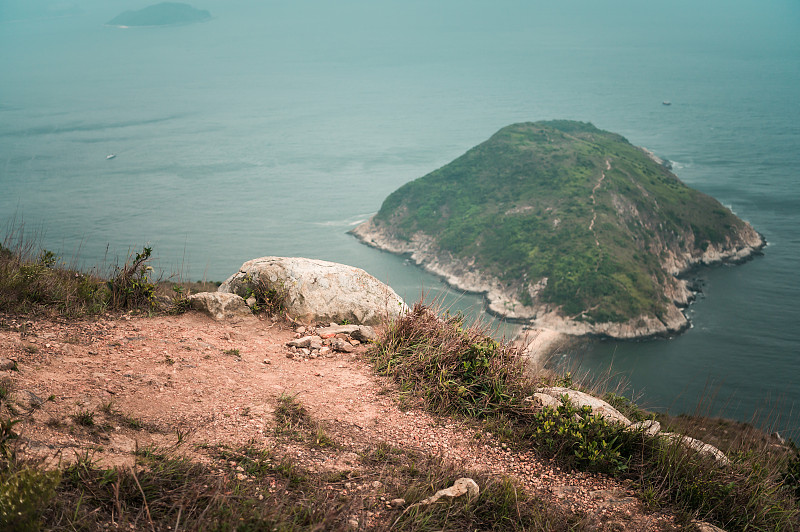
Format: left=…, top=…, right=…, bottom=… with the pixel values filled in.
left=353, top=121, right=764, bottom=338
left=107, top=2, right=211, bottom=27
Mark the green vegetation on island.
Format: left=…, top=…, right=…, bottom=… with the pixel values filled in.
left=366, top=121, right=762, bottom=328
left=107, top=2, right=210, bottom=27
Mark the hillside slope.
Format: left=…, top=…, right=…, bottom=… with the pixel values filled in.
left=353, top=121, right=764, bottom=338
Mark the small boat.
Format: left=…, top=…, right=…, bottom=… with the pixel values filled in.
left=106, top=154, right=116, bottom=160
left=662, top=101, right=671, bottom=106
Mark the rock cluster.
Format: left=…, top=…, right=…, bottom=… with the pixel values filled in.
left=284, top=323, right=376, bottom=361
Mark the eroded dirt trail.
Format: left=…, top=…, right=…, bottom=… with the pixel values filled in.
left=588, top=159, right=611, bottom=241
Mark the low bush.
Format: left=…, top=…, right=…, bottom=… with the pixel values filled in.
left=531, top=395, right=631, bottom=474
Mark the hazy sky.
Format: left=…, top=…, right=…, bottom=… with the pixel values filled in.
left=2, top=0, right=798, bottom=53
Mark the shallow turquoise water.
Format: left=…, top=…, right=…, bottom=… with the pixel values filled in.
left=2, top=1, right=798, bottom=437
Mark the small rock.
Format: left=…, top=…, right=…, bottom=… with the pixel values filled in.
left=347, top=518, right=359, bottom=530
left=188, top=292, right=252, bottom=321
left=301, top=348, right=311, bottom=356
left=286, top=335, right=322, bottom=349
left=627, top=419, right=661, bottom=437
left=372, top=480, right=383, bottom=489
left=418, top=478, right=479, bottom=505
left=286, top=352, right=295, bottom=359
left=262, top=359, right=271, bottom=365
left=332, top=338, right=355, bottom=353
left=245, top=296, right=257, bottom=308
left=0, top=358, right=16, bottom=371
left=389, top=498, right=406, bottom=508
left=691, top=520, right=727, bottom=532
left=296, top=326, right=306, bottom=335
left=319, top=347, right=331, bottom=356
left=351, top=326, right=377, bottom=342
left=317, top=324, right=360, bottom=338
left=310, top=338, right=323, bottom=350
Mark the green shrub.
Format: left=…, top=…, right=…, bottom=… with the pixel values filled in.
left=107, top=246, right=156, bottom=309
left=236, top=275, right=287, bottom=315
left=0, top=468, right=60, bottom=531
left=531, top=395, right=630, bottom=474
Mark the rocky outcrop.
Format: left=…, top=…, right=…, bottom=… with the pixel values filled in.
left=220, top=257, right=407, bottom=326
left=352, top=217, right=762, bottom=339
left=188, top=292, right=253, bottom=321
left=660, top=432, right=731, bottom=466
left=529, top=387, right=731, bottom=466
left=530, top=387, right=632, bottom=426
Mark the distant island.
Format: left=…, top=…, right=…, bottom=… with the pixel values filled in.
left=107, top=2, right=210, bottom=27
left=352, top=121, right=765, bottom=339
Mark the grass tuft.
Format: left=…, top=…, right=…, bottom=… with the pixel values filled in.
left=71, top=408, right=95, bottom=427
left=371, top=302, right=531, bottom=418
left=273, top=393, right=336, bottom=449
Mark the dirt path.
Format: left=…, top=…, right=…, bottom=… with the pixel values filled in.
left=588, top=159, right=611, bottom=241
left=0, top=311, right=681, bottom=530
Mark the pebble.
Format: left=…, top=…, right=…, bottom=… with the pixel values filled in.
left=390, top=498, right=406, bottom=508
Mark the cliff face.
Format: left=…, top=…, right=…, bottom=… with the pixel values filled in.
left=352, top=121, right=765, bottom=339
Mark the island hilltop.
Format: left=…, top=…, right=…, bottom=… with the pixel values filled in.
left=353, top=121, right=764, bottom=339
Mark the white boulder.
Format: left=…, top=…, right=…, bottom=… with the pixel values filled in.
left=219, top=257, right=407, bottom=325
left=534, top=387, right=632, bottom=426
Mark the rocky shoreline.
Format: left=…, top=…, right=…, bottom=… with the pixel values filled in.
left=350, top=216, right=765, bottom=344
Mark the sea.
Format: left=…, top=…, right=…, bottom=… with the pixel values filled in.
left=2, top=1, right=799, bottom=439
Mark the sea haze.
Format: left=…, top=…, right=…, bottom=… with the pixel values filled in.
left=1, top=0, right=799, bottom=438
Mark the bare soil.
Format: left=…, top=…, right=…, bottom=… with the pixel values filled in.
left=0, top=311, right=686, bottom=530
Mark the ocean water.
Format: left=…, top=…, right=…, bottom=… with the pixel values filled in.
left=2, top=1, right=799, bottom=437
